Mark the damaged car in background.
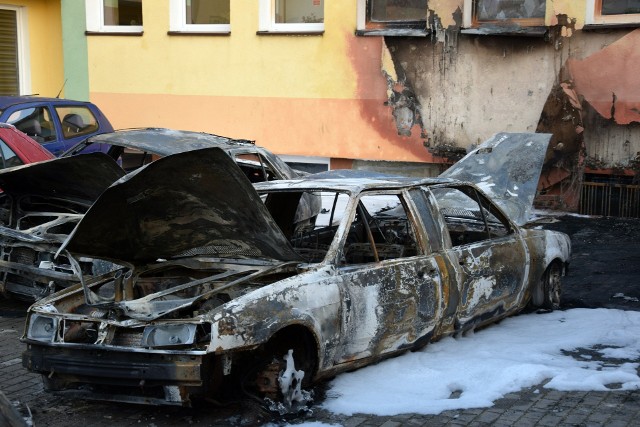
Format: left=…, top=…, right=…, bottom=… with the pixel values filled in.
left=21, top=133, right=570, bottom=410
left=0, top=128, right=316, bottom=301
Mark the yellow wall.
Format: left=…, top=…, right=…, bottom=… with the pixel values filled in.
left=3, top=0, right=64, bottom=97
left=87, top=1, right=435, bottom=163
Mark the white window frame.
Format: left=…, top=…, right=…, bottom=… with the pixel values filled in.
left=258, top=0, right=324, bottom=33
left=0, top=5, right=31, bottom=95
left=169, top=0, right=230, bottom=33
left=85, top=0, right=143, bottom=33
left=586, top=0, right=640, bottom=25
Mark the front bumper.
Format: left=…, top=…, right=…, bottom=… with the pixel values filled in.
left=23, top=344, right=213, bottom=406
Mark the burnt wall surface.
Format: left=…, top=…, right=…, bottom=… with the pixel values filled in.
left=382, top=23, right=640, bottom=210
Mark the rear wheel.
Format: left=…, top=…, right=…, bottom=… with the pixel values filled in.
left=542, top=263, right=562, bottom=310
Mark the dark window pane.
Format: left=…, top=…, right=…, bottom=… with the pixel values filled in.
left=477, top=0, right=546, bottom=21
left=602, top=0, right=640, bottom=15
left=187, top=0, right=229, bottom=24
left=0, top=139, right=23, bottom=169
left=103, top=0, right=142, bottom=26
left=370, top=0, right=427, bottom=22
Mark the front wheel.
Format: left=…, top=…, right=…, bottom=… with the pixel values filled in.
left=242, top=331, right=317, bottom=414
left=542, top=263, right=562, bottom=310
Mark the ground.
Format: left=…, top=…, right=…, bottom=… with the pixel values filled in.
left=1, top=214, right=639, bottom=426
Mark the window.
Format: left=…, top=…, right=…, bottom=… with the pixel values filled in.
left=263, top=190, right=347, bottom=263
left=0, top=139, right=23, bottom=169
left=586, top=0, right=640, bottom=26
left=430, top=186, right=511, bottom=247
left=86, top=0, right=143, bottom=33
left=356, top=0, right=428, bottom=36
left=54, top=106, right=99, bottom=139
left=279, top=155, right=330, bottom=174
left=463, top=0, right=546, bottom=28
left=343, top=194, right=419, bottom=264
left=169, top=0, right=230, bottom=33
left=0, top=6, right=30, bottom=95
left=7, top=107, right=56, bottom=144
left=233, top=152, right=280, bottom=182
left=258, top=0, right=324, bottom=34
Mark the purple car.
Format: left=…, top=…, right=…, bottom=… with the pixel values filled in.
left=0, top=96, right=113, bottom=156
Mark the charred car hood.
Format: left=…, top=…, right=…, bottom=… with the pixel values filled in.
left=0, top=153, right=124, bottom=201
left=440, top=132, right=551, bottom=225
left=61, top=147, right=302, bottom=264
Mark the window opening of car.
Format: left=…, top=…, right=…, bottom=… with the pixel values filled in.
left=7, top=107, right=56, bottom=144
left=235, top=153, right=277, bottom=182
left=0, top=139, right=23, bottom=169
left=55, top=106, right=99, bottom=139
left=116, top=147, right=155, bottom=172
left=430, top=186, right=511, bottom=247
left=263, top=190, right=348, bottom=263
left=343, top=193, right=419, bottom=265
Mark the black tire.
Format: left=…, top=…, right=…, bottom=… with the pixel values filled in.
left=542, top=263, right=562, bottom=310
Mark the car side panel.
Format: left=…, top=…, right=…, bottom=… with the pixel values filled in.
left=334, top=255, right=443, bottom=364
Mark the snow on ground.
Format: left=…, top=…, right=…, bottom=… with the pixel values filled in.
left=322, top=308, right=640, bottom=416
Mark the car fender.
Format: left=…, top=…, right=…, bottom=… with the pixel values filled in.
left=207, top=266, right=342, bottom=366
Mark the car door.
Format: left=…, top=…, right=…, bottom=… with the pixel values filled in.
left=3, top=103, right=65, bottom=155
left=334, top=191, right=443, bottom=364
left=52, top=103, right=107, bottom=154
left=429, top=185, right=529, bottom=331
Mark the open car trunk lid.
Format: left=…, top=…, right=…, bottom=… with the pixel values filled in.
left=440, top=132, right=551, bottom=226
left=0, top=153, right=125, bottom=201
left=60, top=147, right=303, bottom=264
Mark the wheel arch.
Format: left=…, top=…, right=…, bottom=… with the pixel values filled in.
left=531, top=257, right=566, bottom=307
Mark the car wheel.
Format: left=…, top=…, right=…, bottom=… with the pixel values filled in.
left=244, top=331, right=316, bottom=413
left=542, top=263, right=562, bottom=310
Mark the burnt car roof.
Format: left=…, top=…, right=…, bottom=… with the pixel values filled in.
left=81, top=128, right=256, bottom=157
left=60, top=147, right=302, bottom=264
left=253, top=172, right=455, bottom=193
left=0, top=153, right=125, bottom=201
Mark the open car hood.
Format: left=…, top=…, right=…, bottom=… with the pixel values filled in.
left=61, top=147, right=302, bottom=264
left=440, top=133, right=551, bottom=226
left=0, top=153, right=124, bottom=201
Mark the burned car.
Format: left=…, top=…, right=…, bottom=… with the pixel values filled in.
left=0, top=129, right=315, bottom=301
left=21, top=135, right=570, bottom=408
left=63, top=127, right=301, bottom=181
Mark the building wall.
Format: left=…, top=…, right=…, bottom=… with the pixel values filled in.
left=85, top=2, right=440, bottom=165
left=2, top=0, right=64, bottom=97
left=382, top=0, right=640, bottom=210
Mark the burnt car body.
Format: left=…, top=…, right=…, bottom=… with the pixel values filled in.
left=62, top=128, right=301, bottom=181
left=0, top=129, right=312, bottom=301
left=21, top=134, right=570, bottom=407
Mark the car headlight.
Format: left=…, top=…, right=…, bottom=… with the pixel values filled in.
left=141, top=324, right=197, bottom=348
left=27, top=314, right=59, bottom=342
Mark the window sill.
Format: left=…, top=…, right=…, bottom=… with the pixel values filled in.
left=85, top=31, right=143, bottom=36
left=583, top=22, right=640, bottom=30
left=461, top=25, right=547, bottom=37
left=167, top=31, right=230, bottom=36
left=256, top=30, right=324, bottom=36
left=355, top=28, right=429, bottom=37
